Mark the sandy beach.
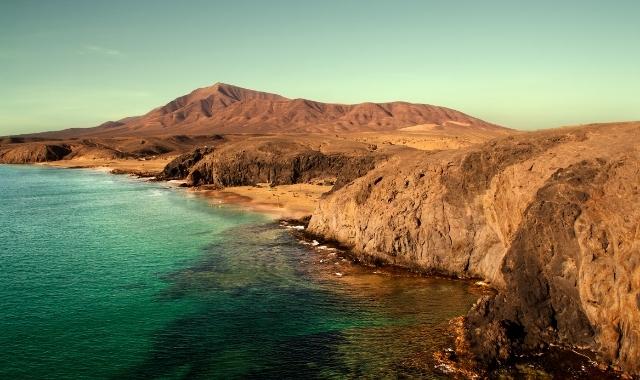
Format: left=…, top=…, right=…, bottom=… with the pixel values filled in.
left=193, top=183, right=333, bottom=219
left=37, top=156, right=331, bottom=219
left=40, top=156, right=176, bottom=175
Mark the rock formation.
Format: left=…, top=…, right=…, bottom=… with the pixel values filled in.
left=161, top=147, right=215, bottom=180
left=308, top=122, right=640, bottom=374
left=0, top=143, right=72, bottom=163
left=0, top=135, right=224, bottom=166
left=160, top=136, right=382, bottom=189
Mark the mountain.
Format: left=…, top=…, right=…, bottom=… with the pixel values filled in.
left=31, top=83, right=507, bottom=138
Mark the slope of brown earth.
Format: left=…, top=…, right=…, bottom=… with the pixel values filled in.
left=21, top=83, right=508, bottom=138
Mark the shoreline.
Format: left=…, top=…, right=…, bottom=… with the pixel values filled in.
left=38, top=156, right=175, bottom=176
left=34, top=158, right=329, bottom=220
left=1, top=161, right=629, bottom=378
left=10, top=161, right=490, bottom=283
left=190, top=183, right=333, bottom=220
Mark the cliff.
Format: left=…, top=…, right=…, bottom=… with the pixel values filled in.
left=0, top=143, right=72, bottom=163
left=0, top=135, right=224, bottom=165
left=307, top=122, right=640, bottom=374
left=159, top=135, right=383, bottom=189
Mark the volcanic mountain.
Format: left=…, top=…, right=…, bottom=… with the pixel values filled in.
left=34, top=83, right=506, bottom=138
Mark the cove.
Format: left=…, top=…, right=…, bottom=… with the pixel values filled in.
left=0, top=165, right=478, bottom=379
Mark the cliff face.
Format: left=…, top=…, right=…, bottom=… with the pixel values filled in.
left=307, top=122, right=640, bottom=374
left=161, top=147, right=215, bottom=180
left=308, top=131, right=582, bottom=283
left=466, top=154, right=640, bottom=371
left=0, top=143, right=72, bottom=163
left=160, top=136, right=381, bottom=189
left=0, top=135, right=225, bottom=166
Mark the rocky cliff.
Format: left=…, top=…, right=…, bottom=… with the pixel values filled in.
left=160, top=136, right=382, bottom=189
left=0, top=135, right=224, bottom=165
left=307, top=122, right=640, bottom=374
left=0, top=143, right=72, bottom=163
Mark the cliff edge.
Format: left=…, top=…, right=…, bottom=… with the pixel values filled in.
left=308, top=121, right=640, bottom=374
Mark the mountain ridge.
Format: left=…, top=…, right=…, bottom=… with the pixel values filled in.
left=22, top=82, right=508, bottom=138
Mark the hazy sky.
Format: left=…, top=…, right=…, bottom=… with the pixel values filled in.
left=1, top=0, right=639, bottom=134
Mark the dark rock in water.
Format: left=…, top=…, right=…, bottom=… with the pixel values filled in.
left=308, top=122, right=640, bottom=376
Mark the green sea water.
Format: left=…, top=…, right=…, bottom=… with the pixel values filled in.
left=0, top=165, right=479, bottom=379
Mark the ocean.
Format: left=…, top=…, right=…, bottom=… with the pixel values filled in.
left=0, top=165, right=478, bottom=379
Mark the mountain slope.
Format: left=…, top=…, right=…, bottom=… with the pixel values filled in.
left=31, top=83, right=507, bottom=138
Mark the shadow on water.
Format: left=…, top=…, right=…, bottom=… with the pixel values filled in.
left=117, top=223, right=364, bottom=379
left=1, top=167, right=625, bottom=379
left=117, top=222, right=474, bottom=379
left=119, top=312, right=350, bottom=379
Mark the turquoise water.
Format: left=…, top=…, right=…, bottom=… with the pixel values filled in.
left=0, top=165, right=478, bottom=379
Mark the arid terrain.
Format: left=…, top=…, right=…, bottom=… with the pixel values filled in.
left=24, top=83, right=506, bottom=138
left=1, top=84, right=638, bottom=377
left=0, top=83, right=510, bottom=216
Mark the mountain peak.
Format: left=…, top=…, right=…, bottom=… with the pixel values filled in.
left=210, top=81, right=238, bottom=89
left=46, top=84, right=509, bottom=137
left=193, top=82, right=289, bottom=102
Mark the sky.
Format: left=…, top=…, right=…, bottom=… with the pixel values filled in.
left=1, top=0, right=639, bottom=135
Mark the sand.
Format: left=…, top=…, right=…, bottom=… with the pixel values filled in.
left=40, top=157, right=175, bottom=174
left=193, top=183, right=333, bottom=219
left=38, top=157, right=329, bottom=219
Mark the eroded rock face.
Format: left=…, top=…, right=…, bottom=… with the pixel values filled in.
left=160, top=147, right=214, bottom=180
left=0, top=135, right=226, bottom=166
left=308, top=122, right=640, bottom=374
left=0, top=143, right=72, bottom=163
left=188, top=149, right=346, bottom=187
left=161, top=138, right=382, bottom=189
left=308, top=131, right=578, bottom=282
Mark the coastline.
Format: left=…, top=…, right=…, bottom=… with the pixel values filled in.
left=38, top=157, right=175, bottom=176
left=1, top=160, right=630, bottom=379
left=34, top=158, right=330, bottom=220
left=190, top=183, right=332, bottom=220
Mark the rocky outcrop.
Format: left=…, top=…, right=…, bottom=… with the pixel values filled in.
left=0, top=135, right=225, bottom=166
left=163, top=139, right=382, bottom=189
left=465, top=155, right=640, bottom=373
left=308, top=130, right=581, bottom=282
left=160, top=147, right=214, bottom=180
left=307, top=122, right=640, bottom=375
left=0, top=143, right=72, bottom=163
left=188, top=149, right=342, bottom=187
